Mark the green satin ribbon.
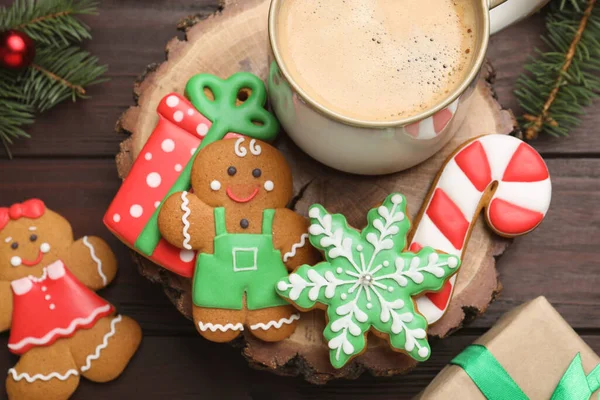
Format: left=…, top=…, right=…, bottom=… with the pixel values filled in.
left=450, top=344, right=600, bottom=400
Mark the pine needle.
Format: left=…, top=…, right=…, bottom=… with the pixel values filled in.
left=0, top=0, right=98, bottom=46
left=0, top=0, right=105, bottom=157
left=516, top=0, right=600, bottom=139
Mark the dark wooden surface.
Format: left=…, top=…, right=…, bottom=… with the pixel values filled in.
left=0, top=1, right=599, bottom=398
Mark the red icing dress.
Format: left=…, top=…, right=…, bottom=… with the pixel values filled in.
left=8, top=260, right=114, bottom=355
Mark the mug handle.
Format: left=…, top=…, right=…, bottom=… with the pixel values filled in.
left=489, top=0, right=508, bottom=9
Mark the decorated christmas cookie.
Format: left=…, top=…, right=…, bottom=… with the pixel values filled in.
left=276, top=193, right=461, bottom=369
left=409, top=134, right=552, bottom=324
left=157, top=138, right=320, bottom=343
left=105, top=72, right=278, bottom=278
left=0, top=200, right=141, bottom=400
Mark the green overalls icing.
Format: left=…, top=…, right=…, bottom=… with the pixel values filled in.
left=193, top=207, right=289, bottom=310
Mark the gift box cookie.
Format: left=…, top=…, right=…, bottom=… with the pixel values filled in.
left=104, top=75, right=264, bottom=277
left=417, top=297, right=600, bottom=400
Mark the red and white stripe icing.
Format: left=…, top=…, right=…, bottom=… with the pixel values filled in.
left=411, top=134, right=552, bottom=323
left=104, top=93, right=239, bottom=278
left=404, top=99, right=459, bottom=140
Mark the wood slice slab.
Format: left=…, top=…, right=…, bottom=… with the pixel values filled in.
left=116, top=0, right=516, bottom=383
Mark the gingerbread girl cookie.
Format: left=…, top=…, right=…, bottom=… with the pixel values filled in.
left=0, top=200, right=141, bottom=400
left=158, top=137, right=320, bottom=342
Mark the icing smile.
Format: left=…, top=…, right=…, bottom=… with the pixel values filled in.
left=226, top=187, right=259, bottom=203
left=20, top=251, right=44, bottom=267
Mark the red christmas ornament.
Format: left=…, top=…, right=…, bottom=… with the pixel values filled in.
left=0, top=30, right=36, bottom=70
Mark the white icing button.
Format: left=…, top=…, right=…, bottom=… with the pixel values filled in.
left=154, top=201, right=160, bottom=208
left=179, top=249, right=195, bottom=263
left=418, top=347, right=429, bottom=358
left=366, top=303, right=373, bottom=309
left=308, top=207, right=320, bottom=218
left=166, top=95, right=179, bottom=108
left=161, top=139, right=175, bottom=153
left=173, top=110, right=184, bottom=122
left=277, top=281, right=288, bottom=291
left=10, top=256, right=21, bottom=267
left=190, top=148, right=197, bottom=155
left=146, top=172, right=162, bottom=188
left=196, top=123, right=209, bottom=137
left=341, top=293, right=347, bottom=300
left=40, top=243, right=51, bottom=253
left=130, top=204, right=143, bottom=218
left=336, top=268, right=343, bottom=274
left=49, top=304, right=56, bottom=310
left=144, top=152, right=152, bottom=161
left=41, top=286, right=47, bottom=292
left=187, top=108, right=194, bottom=116
left=357, top=245, right=363, bottom=251
left=45, top=295, right=51, bottom=300
left=392, top=194, right=403, bottom=204
left=383, top=260, right=390, bottom=267
left=174, top=164, right=183, bottom=172
left=113, top=213, right=121, bottom=223
left=264, top=180, right=274, bottom=192
left=210, top=180, right=221, bottom=191
left=388, top=287, right=394, bottom=292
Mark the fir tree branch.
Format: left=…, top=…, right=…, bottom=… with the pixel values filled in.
left=22, top=45, right=107, bottom=112
left=0, top=0, right=98, bottom=47
left=516, top=0, right=600, bottom=139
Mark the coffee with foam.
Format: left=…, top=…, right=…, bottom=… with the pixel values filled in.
left=276, top=0, right=477, bottom=122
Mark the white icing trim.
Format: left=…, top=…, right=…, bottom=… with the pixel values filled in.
left=283, top=233, right=309, bottom=262
left=198, top=321, right=244, bottom=332
left=82, top=236, right=107, bottom=286
left=11, top=278, right=33, bottom=296
left=81, top=315, right=122, bottom=372
left=250, top=314, right=300, bottom=331
left=28, top=267, right=48, bottom=283
left=7, top=315, right=123, bottom=382
left=47, top=260, right=66, bottom=280
left=8, top=304, right=112, bottom=352
left=181, top=191, right=192, bottom=250
left=28, top=227, right=37, bottom=231
left=5, top=237, right=12, bottom=243
left=234, top=137, right=247, bottom=157
left=249, top=139, right=262, bottom=156
left=8, top=368, right=79, bottom=383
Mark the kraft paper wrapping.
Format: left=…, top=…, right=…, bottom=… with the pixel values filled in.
left=418, top=297, right=599, bottom=400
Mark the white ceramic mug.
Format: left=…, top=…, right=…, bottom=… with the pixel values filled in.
left=268, top=0, right=508, bottom=175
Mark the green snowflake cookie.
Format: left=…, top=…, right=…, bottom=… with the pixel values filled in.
left=276, top=193, right=461, bottom=369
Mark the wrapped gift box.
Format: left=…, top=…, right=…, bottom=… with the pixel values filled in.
left=418, top=297, right=599, bottom=399
left=104, top=93, right=238, bottom=277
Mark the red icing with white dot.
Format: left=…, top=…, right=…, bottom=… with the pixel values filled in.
left=104, top=93, right=239, bottom=277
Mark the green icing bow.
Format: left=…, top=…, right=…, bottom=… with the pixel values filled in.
left=135, top=72, right=280, bottom=256
left=451, top=344, right=600, bottom=400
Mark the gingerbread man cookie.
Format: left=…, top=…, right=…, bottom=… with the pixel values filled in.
left=0, top=200, right=142, bottom=400
left=158, top=138, right=320, bottom=343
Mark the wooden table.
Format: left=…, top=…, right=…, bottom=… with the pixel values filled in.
left=0, top=1, right=598, bottom=398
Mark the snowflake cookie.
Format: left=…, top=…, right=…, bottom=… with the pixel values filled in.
left=276, top=193, right=461, bottom=369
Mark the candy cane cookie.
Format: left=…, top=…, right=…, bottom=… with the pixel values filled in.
left=409, top=134, right=552, bottom=323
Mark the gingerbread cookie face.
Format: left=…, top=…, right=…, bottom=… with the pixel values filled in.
left=0, top=201, right=71, bottom=282
left=191, top=137, right=293, bottom=210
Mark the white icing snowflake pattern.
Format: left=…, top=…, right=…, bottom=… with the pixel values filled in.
left=277, top=193, right=461, bottom=369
